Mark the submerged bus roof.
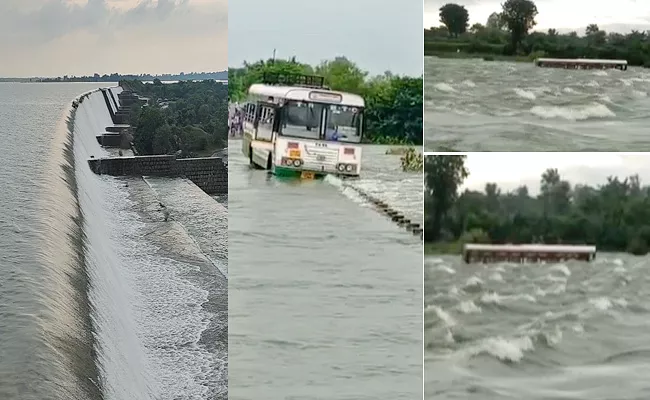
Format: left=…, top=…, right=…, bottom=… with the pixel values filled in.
left=248, top=84, right=365, bottom=107
left=536, top=58, right=628, bottom=65
left=463, top=244, right=597, bottom=253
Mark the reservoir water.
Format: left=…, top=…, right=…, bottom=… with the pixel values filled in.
left=425, top=57, right=650, bottom=151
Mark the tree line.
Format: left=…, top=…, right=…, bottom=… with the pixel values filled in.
left=120, top=79, right=228, bottom=157
left=228, top=57, right=423, bottom=145
left=32, top=71, right=228, bottom=83
left=426, top=0, right=650, bottom=67
left=424, top=155, right=650, bottom=255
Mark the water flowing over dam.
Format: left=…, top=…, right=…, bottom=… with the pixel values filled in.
left=4, top=86, right=229, bottom=400
left=74, top=88, right=227, bottom=399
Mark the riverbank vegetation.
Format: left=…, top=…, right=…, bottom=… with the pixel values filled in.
left=120, top=79, right=228, bottom=157
left=424, top=155, right=650, bottom=255
left=228, top=57, right=422, bottom=145
left=400, top=148, right=423, bottom=172
left=426, top=0, right=650, bottom=67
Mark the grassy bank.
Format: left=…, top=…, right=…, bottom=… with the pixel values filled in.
left=424, top=241, right=463, bottom=255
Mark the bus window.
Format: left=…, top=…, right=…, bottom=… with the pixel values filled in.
left=244, top=103, right=256, bottom=123
left=281, top=101, right=324, bottom=140
left=326, top=105, right=362, bottom=143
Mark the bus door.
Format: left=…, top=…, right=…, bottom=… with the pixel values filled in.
left=254, top=101, right=281, bottom=142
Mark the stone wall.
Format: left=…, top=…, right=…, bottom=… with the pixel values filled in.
left=177, top=157, right=228, bottom=194
left=96, top=134, right=122, bottom=147
left=101, top=89, right=129, bottom=124
left=87, top=155, right=227, bottom=194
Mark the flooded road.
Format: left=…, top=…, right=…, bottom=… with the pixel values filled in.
left=228, top=140, right=422, bottom=400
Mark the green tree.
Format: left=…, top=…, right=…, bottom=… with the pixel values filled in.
left=500, top=0, right=538, bottom=53
left=424, top=155, right=469, bottom=241
left=315, top=57, right=368, bottom=93
left=585, top=24, right=599, bottom=35
left=424, top=164, right=650, bottom=255
left=229, top=56, right=423, bottom=145
left=439, top=3, right=470, bottom=38
left=486, top=12, right=504, bottom=30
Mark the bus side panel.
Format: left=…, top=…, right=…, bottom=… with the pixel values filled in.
left=251, top=145, right=271, bottom=169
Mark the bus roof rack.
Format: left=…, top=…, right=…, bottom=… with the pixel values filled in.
left=261, top=72, right=326, bottom=89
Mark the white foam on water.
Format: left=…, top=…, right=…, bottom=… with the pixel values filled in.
left=488, top=272, right=504, bottom=282
left=530, top=103, right=615, bottom=121
left=589, top=297, right=613, bottom=311
left=480, top=292, right=502, bottom=305
left=513, top=88, right=537, bottom=100
left=426, top=305, right=457, bottom=327
left=549, top=283, right=567, bottom=294
left=464, top=276, right=483, bottom=290
left=544, top=325, right=563, bottom=347
left=434, top=82, right=456, bottom=92
left=549, top=263, right=571, bottom=277
left=323, top=175, right=369, bottom=206
left=457, top=300, right=482, bottom=314
left=469, top=336, right=534, bottom=363
left=461, top=80, right=476, bottom=87
left=437, top=265, right=456, bottom=274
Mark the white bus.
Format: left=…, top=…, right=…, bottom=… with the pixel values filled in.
left=241, top=73, right=364, bottom=179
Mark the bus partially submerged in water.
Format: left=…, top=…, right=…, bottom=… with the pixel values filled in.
left=241, top=73, right=364, bottom=179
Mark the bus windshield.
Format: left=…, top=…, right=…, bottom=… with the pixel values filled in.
left=281, top=101, right=324, bottom=140
left=325, top=105, right=362, bottom=143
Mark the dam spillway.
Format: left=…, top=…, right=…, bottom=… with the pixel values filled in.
left=71, top=87, right=228, bottom=399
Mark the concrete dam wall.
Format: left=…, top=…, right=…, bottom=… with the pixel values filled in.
left=88, top=86, right=227, bottom=195
left=88, top=155, right=227, bottom=195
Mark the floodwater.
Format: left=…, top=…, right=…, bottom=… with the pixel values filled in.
left=424, top=57, right=650, bottom=151
left=228, top=140, right=422, bottom=400
left=0, top=83, right=227, bottom=400
left=425, top=254, right=650, bottom=400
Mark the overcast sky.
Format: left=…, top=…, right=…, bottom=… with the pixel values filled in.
left=424, top=0, right=650, bottom=34
left=229, top=0, right=422, bottom=77
left=455, top=153, right=650, bottom=195
left=0, top=0, right=227, bottom=77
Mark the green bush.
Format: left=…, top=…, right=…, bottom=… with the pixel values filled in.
left=627, top=236, right=648, bottom=255
left=460, top=228, right=491, bottom=244
left=400, top=148, right=423, bottom=172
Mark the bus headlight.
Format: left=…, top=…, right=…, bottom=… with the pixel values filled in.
left=337, top=164, right=346, bottom=172
left=345, top=164, right=354, bottom=172
left=282, top=157, right=302, bottom=167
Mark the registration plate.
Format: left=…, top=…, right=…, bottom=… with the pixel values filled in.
left=300, top=171, right=315, bottom=179
left=289, top=149, right=301, bottom=158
